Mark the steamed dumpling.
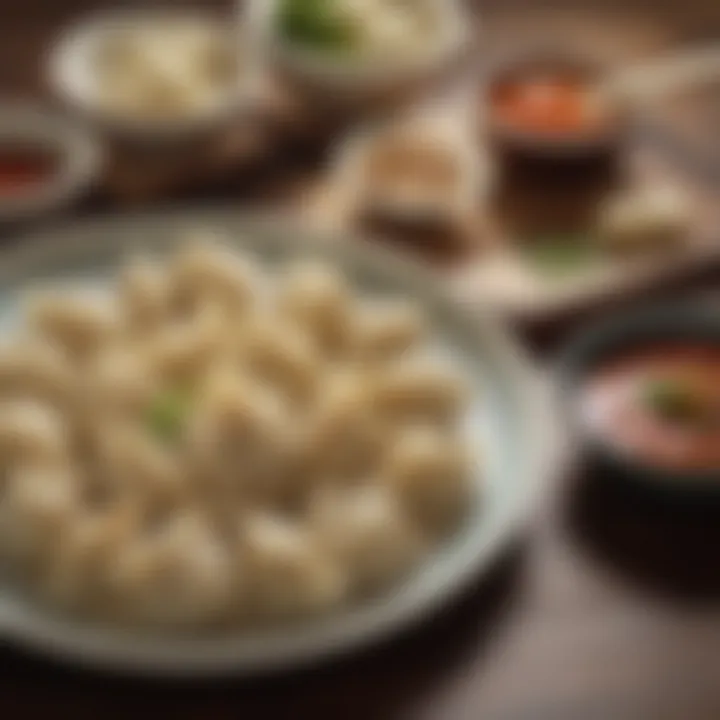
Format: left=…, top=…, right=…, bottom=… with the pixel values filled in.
left=144, top=300, right=225, bottom=383
left=352, top=299, right=425, bottom=362
left=170, top=235, right=260, bottom=318
left=0, top=463, right=80, bottom=568
left=118, top=257, right=171, bottom=332
left=189, top=372, right=295, bottom=500
left=385, top=426, right=471, bottom=534
left=372, top=359, right=466, bottom=424
left=26, top=291, right=117, bottom=358
left=309, top=484, right=422, bottom=591
left=237, top=314, right=321, bottom=405
left=302, top=369, right=386, bottom=479
left=94, top=422, right=188, bottom=506
left=242, top=513, right=347, bottom=617
left=0, top=400, right=67, bottom=463
left=106, top=511, right=236, bottom=625
left=0, top=340, right=74, bottom=406
left=85, top=345, right=157, bottom=417
left=277, top=261, right=353, bottom=356
left=41, top=502, right=138, bottom=609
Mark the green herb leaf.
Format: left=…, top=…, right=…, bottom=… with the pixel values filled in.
left=146, top=389, right=193, bottom=443
left=523, top=235, right=600, bottom=277
left=277, top=0, right=357, bottom=51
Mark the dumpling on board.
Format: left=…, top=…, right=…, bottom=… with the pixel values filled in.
left=309, top=483, right=423, bottom=592
left=241, top=513, right=347, bottom=617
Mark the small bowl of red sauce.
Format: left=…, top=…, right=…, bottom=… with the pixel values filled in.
left=486, top=49, right=625, bottom=163
left=0, top=105, right=101, bottom=224
left=559, top=305, right=720, bottom=500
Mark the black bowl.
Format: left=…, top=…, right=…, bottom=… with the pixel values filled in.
left=556, top=302, right=720, bottom=507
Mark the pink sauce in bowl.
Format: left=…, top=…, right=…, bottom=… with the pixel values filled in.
left=580, top=345, right=720, bottom=473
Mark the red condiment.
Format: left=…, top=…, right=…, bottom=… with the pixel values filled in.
left=581, top=345, right=720, bottom=471
left=490, top=74, right=602, bottom=135
left=0, top=146, right=58, bottom=198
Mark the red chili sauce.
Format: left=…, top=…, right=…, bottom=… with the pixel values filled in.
left=490, top=74, right=605, bottom=135
left=581, top=345, right=720, bottom=471
left=0, top=145, right=58, bottom=199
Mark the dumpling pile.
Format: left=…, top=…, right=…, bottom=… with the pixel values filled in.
left=0, top=234, right=475, bottom=628
left=95, top=19, right=238, bottom=121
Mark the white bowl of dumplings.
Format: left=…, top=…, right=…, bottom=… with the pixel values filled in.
left=48, top=9, right=253, bottom=143
left=249, top=0, right=473, bottom=104
left=0, top=213, right=548, bottom=674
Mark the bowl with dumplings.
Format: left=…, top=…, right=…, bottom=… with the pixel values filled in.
left=0, top=211, right=552, bottom=674
left=249, top=0, right=473, bottom=105
left=48, top=9, right=253, bottom=143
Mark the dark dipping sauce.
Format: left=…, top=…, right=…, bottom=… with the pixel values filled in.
left=581, top=345, right=720, bottom=472
left=0, top=145, right=59, bottom=199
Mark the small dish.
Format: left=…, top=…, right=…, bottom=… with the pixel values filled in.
left=0, top=104, right=101, bottom=225
left=485, top=47, right=627, bottom=163
left=558, top=303, right=720, bottom=503
left=48, top=9, right=255, bottom=145
left=248, top=0, right=473, bottom=106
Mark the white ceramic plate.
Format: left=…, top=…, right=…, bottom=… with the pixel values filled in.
left=0, top=210, right=552, bottom=676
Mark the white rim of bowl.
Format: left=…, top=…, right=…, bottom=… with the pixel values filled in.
left=47, top=8, right=255, bottom=141
left=0, top=209, right=559, bottom=676
left=0, top=104, right=102, bottom=221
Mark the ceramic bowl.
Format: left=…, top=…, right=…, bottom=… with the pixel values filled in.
left=48, top=9, right=257, bottom=145
left=557, top=302, right=720, bottom=504
left=0, top=104, right=101, bottom=224
left=247, top=0, right=474, bottom=107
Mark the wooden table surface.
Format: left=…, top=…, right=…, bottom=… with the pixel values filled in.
left=1, top=2, right=720, bottom=718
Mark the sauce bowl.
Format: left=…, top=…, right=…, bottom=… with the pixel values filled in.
left=557, top=303, right=720, bottom=505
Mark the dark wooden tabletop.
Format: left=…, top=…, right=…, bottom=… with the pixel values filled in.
left=1, top=2, right=720, bottom=718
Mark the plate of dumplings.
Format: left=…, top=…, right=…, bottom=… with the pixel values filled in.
left=0, top=211, right=551, bottom=675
